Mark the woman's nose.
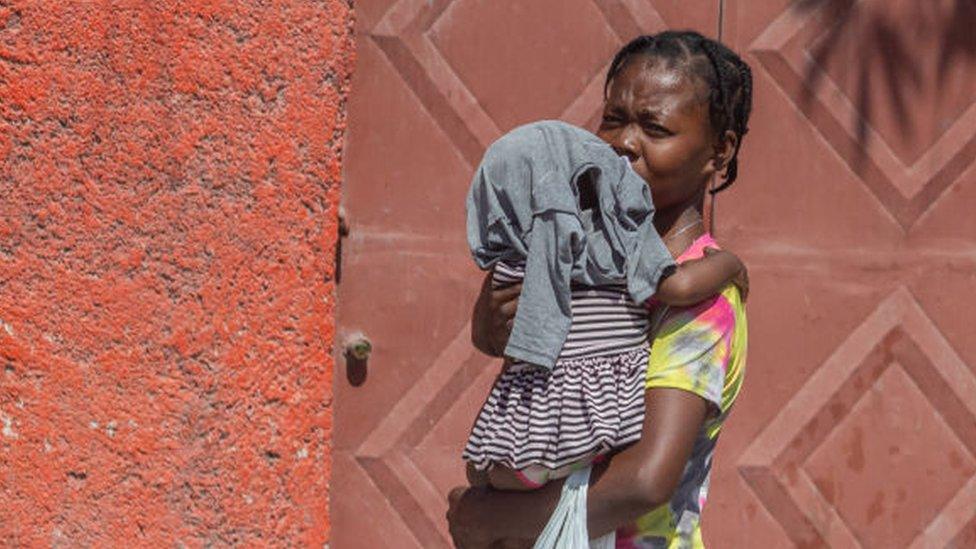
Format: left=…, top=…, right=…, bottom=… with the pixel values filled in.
left=611, top=126, right=640, bottom=162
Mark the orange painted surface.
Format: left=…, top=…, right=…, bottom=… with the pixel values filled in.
left=0, top=1, right=353, bottom=545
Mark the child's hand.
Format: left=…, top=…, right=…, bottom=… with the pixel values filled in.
left=704, top=247, right=748, bottom=301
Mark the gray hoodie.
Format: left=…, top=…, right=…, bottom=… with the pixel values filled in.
left=467, top=120, right=675, bottom=368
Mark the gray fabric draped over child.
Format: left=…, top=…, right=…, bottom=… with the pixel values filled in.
left=466, top=120, right=675, bottom=369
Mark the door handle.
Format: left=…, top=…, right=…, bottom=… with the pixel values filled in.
left=343, top=331, right=371, bottom=387
left=344, top=332, right=372, bottom=360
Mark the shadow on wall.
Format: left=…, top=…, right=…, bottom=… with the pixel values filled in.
left=791, top=0, right=976, bottom=171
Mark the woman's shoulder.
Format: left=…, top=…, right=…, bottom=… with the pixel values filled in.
left=675, top=232, right=720, bottom=263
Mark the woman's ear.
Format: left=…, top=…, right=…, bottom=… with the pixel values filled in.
left=711, top=129, right=738, bottom=175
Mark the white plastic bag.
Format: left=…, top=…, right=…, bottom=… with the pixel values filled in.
left=533, top=466, right=615, bottom=549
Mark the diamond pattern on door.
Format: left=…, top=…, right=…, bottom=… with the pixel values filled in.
left=738, top=288, right=976, bottom=548
left=337, top=0, right=976, bottom=546
left=354, top=325, right=494, bottom=548
left=749, top=0, right=976, bottom=229
left=368, top=0, right=667, bottom=166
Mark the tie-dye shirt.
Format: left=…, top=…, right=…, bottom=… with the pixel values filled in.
left=615, top=233, right=748, bottom=548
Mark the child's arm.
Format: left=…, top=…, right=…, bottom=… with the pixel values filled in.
left=654, top=248, right=747, bottom=306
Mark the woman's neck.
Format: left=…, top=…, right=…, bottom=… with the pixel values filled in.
left=655, top=201, right=706, bottom=258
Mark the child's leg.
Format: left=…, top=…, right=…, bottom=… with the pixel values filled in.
left=467, top=461, right=548, bottom=491
left=468, top=452, right=601, bottom=491
left=487, top=465, right=547, bottom=491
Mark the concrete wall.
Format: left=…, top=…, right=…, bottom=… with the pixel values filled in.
left=0, top=1, right=353, bottom=545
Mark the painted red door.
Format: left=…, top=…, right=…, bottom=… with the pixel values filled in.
left=333, top=0, right=976, bottom=547
left=715, top=0, right=976, bottom=547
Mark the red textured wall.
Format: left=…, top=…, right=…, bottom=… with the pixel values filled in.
left=0, top=1, right=353, bottom=545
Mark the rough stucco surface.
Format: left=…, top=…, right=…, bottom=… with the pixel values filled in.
left=0, top=1, right=353, bottom=545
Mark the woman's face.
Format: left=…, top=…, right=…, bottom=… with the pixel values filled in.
left=596, top=56, right=721, bottom=212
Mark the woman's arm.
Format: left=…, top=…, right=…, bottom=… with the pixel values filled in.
left=585, top=388, right=708, bottom=536
left=654, top=248, right=747, bottom=306
left=447, top=387, right=709, bottom=546
left=470, top=271, right=521, bottom=357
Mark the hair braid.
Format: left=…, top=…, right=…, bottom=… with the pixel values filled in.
left=712, top=59, right=752, bottom=192
left=698, top=37, right=731, bottom=138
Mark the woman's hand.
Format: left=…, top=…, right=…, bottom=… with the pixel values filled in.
left=448, top=486, right=533, bottom=549
left=447, top=486, right=494, bottom=548
left=471, top=271, right=521, bottom=357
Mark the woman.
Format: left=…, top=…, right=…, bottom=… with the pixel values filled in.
left=447, top=31, right=752, bottom=548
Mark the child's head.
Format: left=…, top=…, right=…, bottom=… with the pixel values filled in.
left=597, top=31, right=753, bottom=210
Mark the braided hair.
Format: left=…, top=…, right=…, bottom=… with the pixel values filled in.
left=604, top=31, right=753, bottom=193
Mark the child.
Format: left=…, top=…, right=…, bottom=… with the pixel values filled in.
left=462, top=120, right=744, bottom=490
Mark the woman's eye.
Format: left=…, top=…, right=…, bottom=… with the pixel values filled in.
left=643, top=123, right=671, bottom=136
left=600, top=114, right=622, bottom=126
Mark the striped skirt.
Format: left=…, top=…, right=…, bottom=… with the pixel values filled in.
left=462, top=346, right=649, bottom=472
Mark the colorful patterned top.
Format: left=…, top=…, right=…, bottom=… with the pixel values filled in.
left=615, top=233, right=748, bottom=548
